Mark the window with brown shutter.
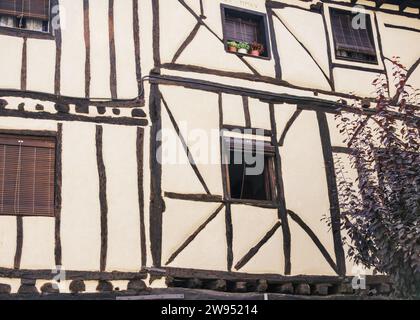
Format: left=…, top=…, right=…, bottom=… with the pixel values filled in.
left=0, top=0, right=50, bottom=32
left=330, top=8, right=378, bottom=64
left=221, top=4, right=271, bottom=59
left=0, top=134, right=56, bottom=217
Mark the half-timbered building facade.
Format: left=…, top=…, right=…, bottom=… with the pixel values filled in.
left=0, top=0, right=418, bottom=296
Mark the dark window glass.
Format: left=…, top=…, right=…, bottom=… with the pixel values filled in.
left=0, top=0, right=50, bottom=32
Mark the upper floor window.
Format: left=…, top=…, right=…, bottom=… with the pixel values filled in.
left=330, top=8, right=378, bottom=64
left=221, top=4, right=271, bottom=59
left=0, top=134, right=56, bottom=217
left=0, top=0, right=50, bottom=33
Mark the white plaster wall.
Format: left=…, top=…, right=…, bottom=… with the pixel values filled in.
left=114, top=0, right=138, bottom=99
left=333, top=68, right=378, bottom=97
left=0, top=35, right=22, bottom=89
left=0, top=216, right=17, bottom=268
left=102, top=125, right=142, bottom=271
left=221, top=93, right=245, bottom=127
left=248, top=98, right=271, bottom=130
left=26, top=39, right=56, bottom=94
left=60, top=0, right=86, bottom=97
left=278, top=109, right=337, bottom=275
left=160, top=86, right=223, bottom=195
left=162, top=199, right=227, bottom=271
left=89, top=0, right=111, bottom=98
left=20, top=217, right=55, bottom=269
left=60, top=122, right=101, bottom=271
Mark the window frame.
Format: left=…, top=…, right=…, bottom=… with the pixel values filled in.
left=220, top=4, right=272, bottom=60
left=221, top=134, right=278, bottom=206
left=324, top=3, right=384, bottom=71
left=0, top=0, right=54, bottom=40
left=0, top=129, right=58, bottom=218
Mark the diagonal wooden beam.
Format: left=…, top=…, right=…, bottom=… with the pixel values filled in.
left=278, top=109, right=302, bottom=146
left=234, top=221, right=282, bottom=270
left=161, top=94, right=211, bottom=195
left=165, top=204, right=225, bottom=265
left=172, top=22, right=202, bottom=63
left=287, top=210, right=339, bottom=275
left=272, top=11, right=333, bottom=90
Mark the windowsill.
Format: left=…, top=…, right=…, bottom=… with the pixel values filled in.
left=225, top=49, right=271, bottom=61
left=335, top=54, right=379, bottom=66
left=0, top=26, right=54, bottom=40
left=225, top=197, right=278, bottom=208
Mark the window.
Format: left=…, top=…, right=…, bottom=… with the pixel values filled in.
left=0, top=134, right=56, bottom=217
left=330, top=8, right=377, bottom=64
left=223, top=136, right=276, bottom=202
left=0, top=0, right=50, bottom=32
left=221, top=4, right=271, bottom=59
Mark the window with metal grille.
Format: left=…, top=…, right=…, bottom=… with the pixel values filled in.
left=0, top=0, right=50, bottom=32
left=223, top=136, right=276, bottom=202
left=0, top=134, right=56, bottom=217
left=330, top=8, right=378, bottom=64
left=221, top=4, right=271, bottom=59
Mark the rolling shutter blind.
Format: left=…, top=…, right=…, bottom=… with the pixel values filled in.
left=225, top=17, right=258, bottom=43
left=0, top=134, right=55, bottom=217
left=331, top=10, right=376, bottom=56
left=0, top=0, right=50, bottom=20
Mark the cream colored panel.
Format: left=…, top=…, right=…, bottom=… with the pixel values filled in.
left=162, top=199, right=220, bottom=265
left=377, top=12, right=420, bottom=68
left=26, top=39, right=55, bottom=93
left=176, top=27, right=253, bottom=74
left=406, top=65, right=420, bottom=96
left=167, top=205, right=227, bottom=271
left=160, top=86, right=223, bottom=195
left=60, top=0, right=85, bottom=97
left=275, top=8, right=329, bottom=76
left=61, top=123, right=101, bottom=271
left=221, top=93, right=245, bottom=127
left=103, top=125, right=142, bottom=271
left=0, top=116, right=57, bottom=131
left=160, top=0, right=197, bottom=63
left=272, top=15, right=331, bottom=91
left=138, top=0, right=154, bottom=74
left=0, top=35, right=22, bottom=89
left=240, top=226, right=283, bottom=274
left=272, top=103, right=298, bottom=142
left=231, top=205, right=278, bottom=270
left=0, top=216, right=17, bottom=268
left=327, top=113, right=346, bottom=148
left=333, top=68, right=378, bottom=97
left=20, top=217, right=55, bottom=269
left=114, top=0, right=138, bottom=98
left=161, top=110, right=210, bottom=194
left=289, top=219, right=336, bottom=275
left=248, top=98, right=271, bottom=130
left=90, top=0, right=111, bottom=98
left=280, top=110, right=336, bottom=267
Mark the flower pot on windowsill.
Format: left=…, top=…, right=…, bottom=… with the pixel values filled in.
left=238, top=48, right=248, bottom=54
left=250, top=50, right=260, bottom=57
left=228, top=46, right=237, bottom=53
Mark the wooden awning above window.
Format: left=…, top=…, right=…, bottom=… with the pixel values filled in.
left=0, top=0, right=50, bottom=20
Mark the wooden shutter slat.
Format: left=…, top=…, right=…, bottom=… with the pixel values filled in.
left=0, top=0, right=50, bottom=20
left=0, top=134, right=55, bottom=217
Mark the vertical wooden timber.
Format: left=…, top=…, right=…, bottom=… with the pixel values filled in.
left=51, top=0, right=62, bottom=95
left=266, top=5, right=282, bottom=79
left=54, top=123, right=63, bottom=267
left=96, top=125, right=108, bottom=272
left=316, top=111, right=346, bottom=276
left=137, top=127, right=147, bottom=267
left=108, top=0, right=117, bottom=99
left=269, top=103, right=291, bottom=275
left=152, top=0, right=161, bottom=70
left=14, top=216, right=23, bottom=269
left=20, top=37, right=27, bottom=91
left=132, top=0, right=142, bottom=96
left=83, top=0, right=91, bottom=98
left=149, top=84, right=163, bottom=267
